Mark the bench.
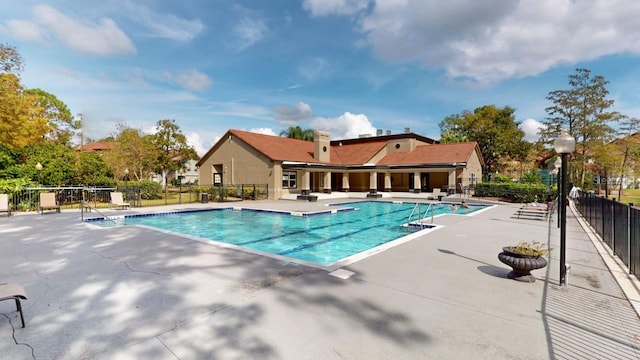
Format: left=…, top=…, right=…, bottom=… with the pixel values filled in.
left=296, top=195, right=318, bottom=202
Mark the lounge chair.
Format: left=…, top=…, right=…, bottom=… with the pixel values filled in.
left=110, top=192, right=130, bottom=210
left=428, top=188, right=441, bottom=200
left=515, top=202, right=553, bottom=220
left=39, top=192, right=60, bottom=214
left=0, top=194, right=11, bottom=216
left=0, top=283, right=27, bottom=328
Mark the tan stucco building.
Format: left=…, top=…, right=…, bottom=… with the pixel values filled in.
left=196, top=129, right=484, bottom=199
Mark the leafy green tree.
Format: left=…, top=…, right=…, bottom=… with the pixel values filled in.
left=0, top=43, right=23, bottom=75
left=0, top=143, right=17, bottom=176
left=279, top=126, right=314, bottom=141
left=3, top=143, right=113, bottom=185
left=103, top=124, right=159, bottom=182
left=75, top=152, right=114, bottom=186
left=4, top=143, right=76, bottom=185
left=616, top=117, right=640, bottom=198
left=0, top=74, right=50, bottom=149
left=25, top=88, right=78, bottom=145
left=0, top=46, right=50, bottom=149
left=439, top=129, right=469, bottom=143
left=591, top=116, right=640, bottom=198
left=540, top=68, right=621, bottom=186
left=151, top=119, right=198, bottom=188
left=439, top=105, right=530, bottom=176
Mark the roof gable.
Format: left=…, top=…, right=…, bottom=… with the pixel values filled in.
left=230, top=129, right=315, bottom=162
left=331, top=141, right=387, bottom=165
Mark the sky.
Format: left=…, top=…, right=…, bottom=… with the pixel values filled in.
left=2, top=0, right=640, bottom=156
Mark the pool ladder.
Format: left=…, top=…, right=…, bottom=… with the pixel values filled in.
left=407, top=203, right=433, bottom=228
left=81, top=201, right=117, bottom=224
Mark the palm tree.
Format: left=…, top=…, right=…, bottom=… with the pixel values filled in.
left=279, top=126, right=314, bottom=141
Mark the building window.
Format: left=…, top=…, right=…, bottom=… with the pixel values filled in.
left=282, top=171, right=297, bottom=189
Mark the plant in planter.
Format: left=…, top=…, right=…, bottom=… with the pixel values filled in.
left=498, top=241, right=550, bottom=283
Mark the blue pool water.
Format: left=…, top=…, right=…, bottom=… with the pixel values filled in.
left=92, top=201, right=486, bottom=266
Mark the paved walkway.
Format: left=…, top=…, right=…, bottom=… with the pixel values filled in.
left=1, top=198, right=639, bottom=359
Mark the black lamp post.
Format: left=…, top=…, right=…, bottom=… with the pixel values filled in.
left=124, top=168, right=129, bottom=203
left=554, top=130, right=576, bottom=286
left=35, top=162, right=43, bottom=186
left=554, top=157, right=562, bottom=228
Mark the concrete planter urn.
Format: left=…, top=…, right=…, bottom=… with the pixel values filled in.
left=498, top=246, right=548, bottom=283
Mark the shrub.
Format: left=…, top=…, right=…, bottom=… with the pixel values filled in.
left=118, top=180, right=162, bottom=200
left=520, top=171, right=542, bottom=184
left=0, top=178, right=32, bottom=194
left=475, top=182, right=549, bottom=203
left=493, top=174, right=512, bottom=183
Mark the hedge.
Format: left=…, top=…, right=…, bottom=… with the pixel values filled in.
left=475, top=182, right=553, bottom=203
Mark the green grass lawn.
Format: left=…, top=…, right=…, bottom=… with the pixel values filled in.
left=617, top=188, right=640, bottom=205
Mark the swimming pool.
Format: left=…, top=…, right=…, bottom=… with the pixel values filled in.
left=90, top=201, right=487, bottom=268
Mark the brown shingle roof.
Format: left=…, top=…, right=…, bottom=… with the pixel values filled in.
left=331, top=141, right=387, bottom=165
left=76, top=141, right=117, bottom=152
left=197, top=129, right=481, bottom=168
left=377, top=142, right=480, bottom=166
left=230, top=130, right=389, bottom=165
left=230, top=130, right=316, bottom=162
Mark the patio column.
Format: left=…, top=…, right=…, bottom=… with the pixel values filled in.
left=367, top=171, right=382, bottom=198
left=301, top=170, right=310, bottom=195
left=384, top=172, right=392, bottom=192
left=412, top=171, right=421, bottom=193
left=342, top=172, right=350, bottom=192
left=448, top=170, right=456, bottom=195
left=369, top=171, right=377, bottom=194
left=323, top=171, right=332, bottom=193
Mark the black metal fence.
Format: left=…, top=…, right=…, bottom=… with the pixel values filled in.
left=575, top=190, right=639, bottom=280
left=7, top=186, right=115, bottom=212
left=6, top=183, right=269, bottom=213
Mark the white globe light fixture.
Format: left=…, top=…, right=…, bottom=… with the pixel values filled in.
left=554, top=130, right=576, bottom=154
left=35, top=162, right=43, bottom=185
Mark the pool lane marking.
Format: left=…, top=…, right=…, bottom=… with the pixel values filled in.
left=235, top=205, right=422, bottom=258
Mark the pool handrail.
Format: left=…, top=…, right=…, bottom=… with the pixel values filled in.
left=408, top=203, right=433, bottom=228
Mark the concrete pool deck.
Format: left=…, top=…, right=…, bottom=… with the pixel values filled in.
left=1, top=198, right=640, bottom=359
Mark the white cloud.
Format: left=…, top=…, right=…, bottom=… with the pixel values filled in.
left=233, top=13, right=268, bottom=50
left=249, top=127, right=277, bottom=136
left=186, top=132, right=208, bottom=157
left=172, top=69, right=212, bottom=91
left=311, top=112, right=377, bottom=139
left=4, top=19, right=44, bottom=42
left=27, top=4, right=136, bottom=55
left=306, top=0, right=640, bottom=83
left=298, top=57, right=330, bottom=81
left=120, top=2, right=204, bottom=41
left=120, top=68, right=153, bottom=88
left=303, top=0, right=370, bottom=16
left=520, top=118, right=544, bottom=142
left=273, top=102, right=314, bottom=125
